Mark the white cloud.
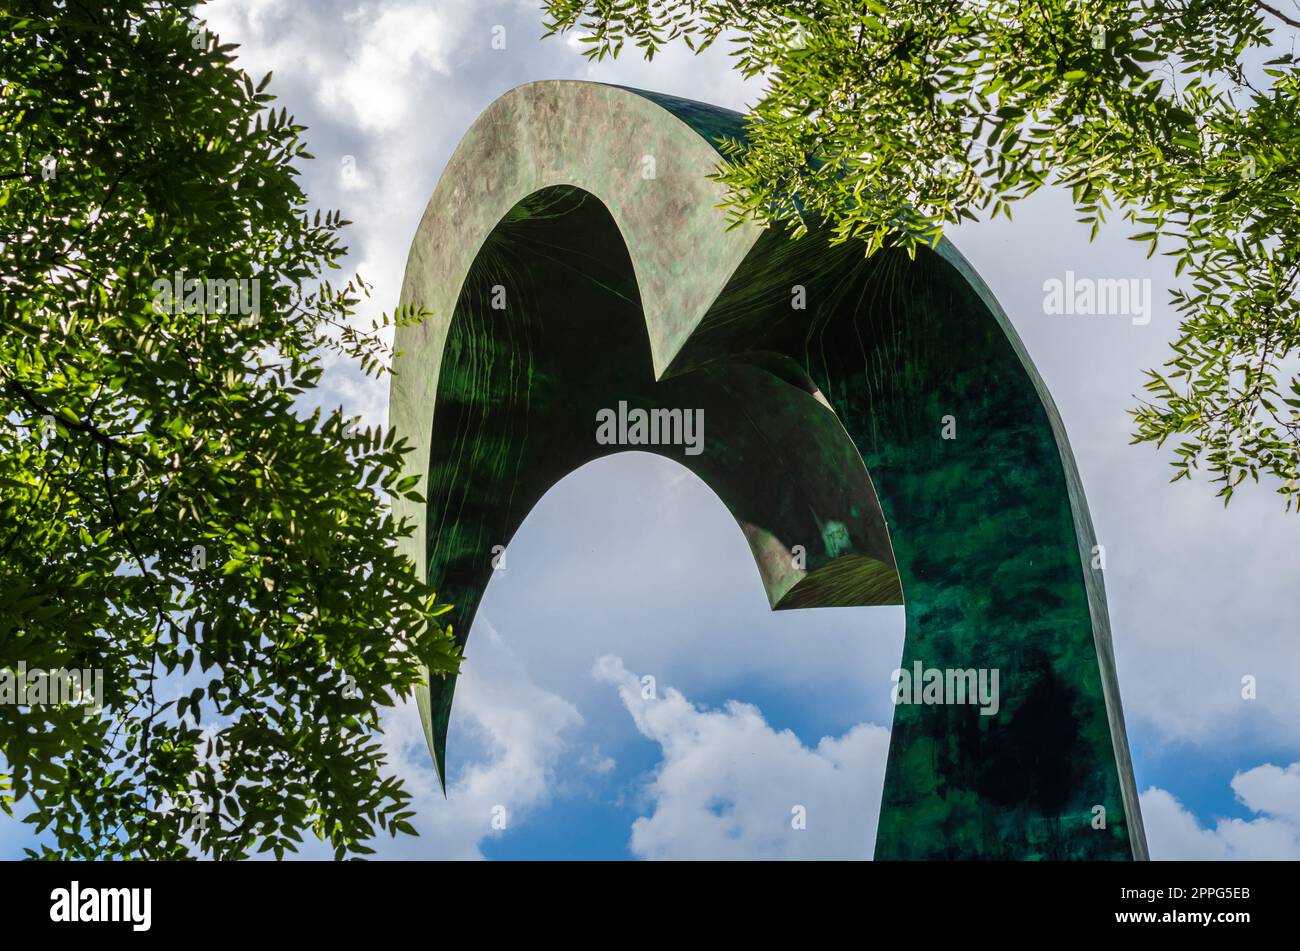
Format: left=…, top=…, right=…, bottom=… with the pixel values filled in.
left=593, top=655, right=890, bottom=860
left=1142, top=762, right=1300, bottom=860
left=200, top=1, right=467, bottom=131
left=356, top=622, right=583, bottom=859
left=321, top=5, right=460, bottom=132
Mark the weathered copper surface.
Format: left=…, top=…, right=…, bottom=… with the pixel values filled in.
left=390, top=81, right=1147, bottom=860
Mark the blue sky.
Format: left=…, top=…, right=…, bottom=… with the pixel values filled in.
left=5, top=0, right=1300, bottom=861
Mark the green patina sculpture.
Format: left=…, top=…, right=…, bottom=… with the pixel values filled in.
left=390, top=80, right=1147, bottom=860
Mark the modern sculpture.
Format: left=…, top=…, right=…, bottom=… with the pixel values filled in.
left=390, top=80, right=1147, bottom=860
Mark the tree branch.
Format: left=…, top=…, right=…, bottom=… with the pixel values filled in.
left=2, top=377, right=151, bottom=465
left=1254, top=1, right=1300, bottom=29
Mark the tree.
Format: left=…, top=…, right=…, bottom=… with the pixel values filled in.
left=543, top=0, right=1300, bottom=509
left=0, top=1, right=459, bottom=859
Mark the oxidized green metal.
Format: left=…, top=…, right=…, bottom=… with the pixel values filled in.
left=390, top=80, right=1147, bottom=860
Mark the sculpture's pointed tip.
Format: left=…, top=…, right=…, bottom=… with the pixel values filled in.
left=435, top=747, right=448, bottom=798
left=417, top=676, right=456, bottom=798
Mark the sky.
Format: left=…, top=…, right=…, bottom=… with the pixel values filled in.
left=5, top=0, right=1300, bottom=861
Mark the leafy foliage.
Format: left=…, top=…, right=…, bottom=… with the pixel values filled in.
left=543, top=0, right=1300, bottom=508
left=0, top=1, right=459, bottom=858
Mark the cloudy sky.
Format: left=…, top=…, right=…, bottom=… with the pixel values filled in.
left=6, top=0, right=1299, bottom=861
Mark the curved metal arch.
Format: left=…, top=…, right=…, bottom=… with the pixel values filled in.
left=391, top=80, right=1146, bottom=860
